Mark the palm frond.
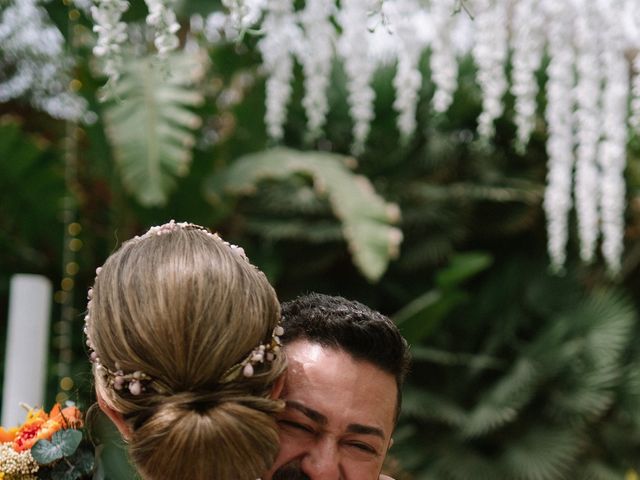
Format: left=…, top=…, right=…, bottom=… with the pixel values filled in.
left=461, top=357, right=539, bottom=438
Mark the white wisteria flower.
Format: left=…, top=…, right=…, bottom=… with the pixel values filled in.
left=573, top=0, right=602, bottom=264
left=91, top=0, right=129, bottom=83
left=258, top=0, right=300, bottom=141
left=542, top=0, right=576, bottom=273
left=222, top=0, right=266, bottom=34
left=386, top=0, right=422, bottom=140
left=597, top=0, right=628, bottom=275
left=510, top=0, right=544, bottom=150
left=338, top=0, right=377, bottom=154
left=0, top=0, right=88, bottom=121
left=430, top=0, right=459, bottom=114
left=471, top=0, right=508, bottom=139
left=144, top=0, right=181, bottom=56
left=297, top=0, right=336, bottom=141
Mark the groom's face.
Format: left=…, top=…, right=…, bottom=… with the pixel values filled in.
left=264, top=340, right=397, bottom=480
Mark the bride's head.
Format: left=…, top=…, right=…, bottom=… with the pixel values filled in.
left=85, top=221, right=286, bottom=480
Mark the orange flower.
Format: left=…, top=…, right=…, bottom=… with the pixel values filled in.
left=11, top=404, right=83, bottom=452
left=0, top=426, right=17, bottom=443
left=49, top=404, right=83, bottom=430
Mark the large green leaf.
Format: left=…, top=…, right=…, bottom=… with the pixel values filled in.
left=103, top=51, right=205, bottom=206
left=394, top=252, right=493, bottom=343
left=205, top=147, right=402, bottom=282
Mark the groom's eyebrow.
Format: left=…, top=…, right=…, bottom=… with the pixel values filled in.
left=286, top=401, right=385, bottom=438
left=286, top=400, right=327, bottom=425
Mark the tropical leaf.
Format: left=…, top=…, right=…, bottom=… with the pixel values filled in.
left=205, top=147, right=402, bottom=281
left=500, top=427, right=583, bottom=480
left=402, top=387, right=467, bottom=428
left=394, top=252, right=492, bottom=343
left=578, top=462, right=626, bottom=480
left=461, top=357, right=539, bottom=438
left=540, top=292, right=636, bottom=420
left=103, top=51, right=205, bottom=206
left=429, top=446, right=507, bottom=480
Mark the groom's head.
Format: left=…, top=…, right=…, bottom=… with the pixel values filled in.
left=265, top=293, right=410, bottom=480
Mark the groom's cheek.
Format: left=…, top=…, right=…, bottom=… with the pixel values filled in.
left=264, top=429, right=301, bottom=479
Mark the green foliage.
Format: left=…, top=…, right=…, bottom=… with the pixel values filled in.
left=0, top=118, right=64, bottom=270
left=395, top=252, right=493, bottom=343
left=32, top=429, right=82, bottom=464
left=103, top=51, right=205, bottom=206
left=91, top=410, right=139, bottom=480
left=394, top=258, right=640, bottom=479
left=206, top=147, right=402, bottom=282
left=32, top=430, right=94, bottom=480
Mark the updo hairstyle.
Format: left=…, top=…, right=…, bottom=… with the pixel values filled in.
left=86, top=225, right=286, bottom=480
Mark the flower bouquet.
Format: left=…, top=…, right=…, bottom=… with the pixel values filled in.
left=0, top=404, right=93, bottom=480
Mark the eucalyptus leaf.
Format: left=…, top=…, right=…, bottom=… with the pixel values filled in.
left=53, top=429, right=83, bottom=457
left=50, top=458, right=82, bottom=480
left=69, top=446, right=95, bottom=476
left=31, top=439, right=63, bottom=464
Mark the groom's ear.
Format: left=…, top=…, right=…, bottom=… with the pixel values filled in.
left=270, top=373, right=286, bottom=400
left=96, top=387, right=132, bottom=440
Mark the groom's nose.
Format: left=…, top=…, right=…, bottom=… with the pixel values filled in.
left=300, top=440, right=341, bottom=480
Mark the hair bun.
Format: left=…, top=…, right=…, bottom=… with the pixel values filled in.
left=127, top=391, right=283, bottom=480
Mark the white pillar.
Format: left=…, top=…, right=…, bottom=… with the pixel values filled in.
left=2, top=274, right=52, bottom=427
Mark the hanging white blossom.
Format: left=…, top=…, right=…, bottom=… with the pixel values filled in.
left=597, top=0, right=629, bottom=275
left=542, top=0, right=576, bottom=273
left=430, top=0, right=459, bottom=114
left=626, top=0, right=640, bottom=131
left=337, top=0, right=377, bottom=154
left=297, top=0, right=336, bottom=141
left=258, top=0, right=300, bottom=141
left=386, top=0, right=422, bottom=140
left=573, top=0, right=602, bottom=264
left=144, top=0, right=181, bottom=56
left=222, top=0, right=266, bottom=33
left=632, top=55, right=640, bottom=131
left=470, top=0, right=508, bottom=139
left=0, top=0, right=88, bottom=121
left=91, top=0, right=129, bottom=84
left=510, top=0, right=545, bottom=150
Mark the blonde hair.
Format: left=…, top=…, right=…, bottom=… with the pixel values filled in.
left=87, top=225, right=286, bottom=480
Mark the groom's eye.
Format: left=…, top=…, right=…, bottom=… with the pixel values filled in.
left=345, top=441, right=378, bottom=456
left=278, top=419, right=315, bottom=435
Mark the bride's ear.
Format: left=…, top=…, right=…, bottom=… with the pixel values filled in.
left=96, top=387, right=132, bottom=440
left=270, top=373, right=285, bottom=400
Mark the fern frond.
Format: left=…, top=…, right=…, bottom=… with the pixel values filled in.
left=104, top=51, right=205, bottom=206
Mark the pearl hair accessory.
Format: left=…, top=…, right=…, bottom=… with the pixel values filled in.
left=220, top=324, right=285, bottom=383
left=85, top=220, right=280, bottom=395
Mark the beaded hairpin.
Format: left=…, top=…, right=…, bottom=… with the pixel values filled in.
left=85, top=220, right=283, bottom=395
left=220, top=324, right=285, bottom=383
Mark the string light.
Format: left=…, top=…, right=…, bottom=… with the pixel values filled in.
left=55, top=2, right=84, bottom=406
